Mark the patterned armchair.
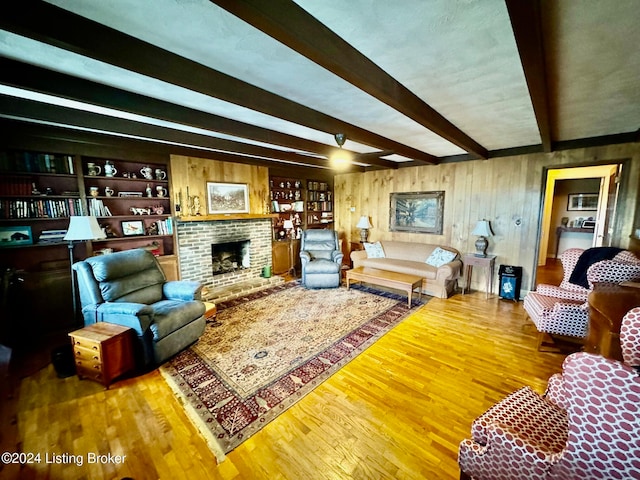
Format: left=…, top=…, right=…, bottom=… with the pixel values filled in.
left=621, top=306, right=640, bottom=368
left=458, top=350, right=640, bottom=480
left=524, top=248, right=640, bottom=349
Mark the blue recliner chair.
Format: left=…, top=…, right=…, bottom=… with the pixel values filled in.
left=73, top=249, right=206, bottom=367
left=299, top=229, right=344, bottom=288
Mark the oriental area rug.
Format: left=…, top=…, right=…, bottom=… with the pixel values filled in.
left=160, top=281, right=426, bottom=462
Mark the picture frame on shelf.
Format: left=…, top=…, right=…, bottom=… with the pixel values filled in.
left=567, top=193, right=598, bottom=211
left=0, top=225, right=33, bottom=247
left=207, top=182, right=249, bottom=214
left=121, top=220, right=145, bottom=236
left=389, top=191, right=444, bottom=234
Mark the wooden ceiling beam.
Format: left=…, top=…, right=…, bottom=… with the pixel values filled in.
left=0, top=95, right=370, bottom=171
left=211, top=0, right=487, bottom=160
left=0, top=58, right=395, bottom=170
left=505, top=0, right=553, bottom=152
left=1, top=1, right=434, bottom=165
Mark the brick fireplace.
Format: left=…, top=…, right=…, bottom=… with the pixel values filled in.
left=176, top=217, right=275, bottom=300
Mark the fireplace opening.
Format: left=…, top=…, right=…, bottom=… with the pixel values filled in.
left=211, top=239, right=250, bottom=275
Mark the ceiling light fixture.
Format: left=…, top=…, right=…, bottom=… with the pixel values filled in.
left=330, top=133, right=351, bottom=170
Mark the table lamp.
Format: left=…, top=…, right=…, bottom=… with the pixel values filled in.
left=283, top=219, right=294, bottom=239
left=356, top=216, right=372, bottom=243
left=471, top=220, right=493, bottom=257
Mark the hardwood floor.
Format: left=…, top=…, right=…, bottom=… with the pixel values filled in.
left=2, top=290, right=567, bottom=480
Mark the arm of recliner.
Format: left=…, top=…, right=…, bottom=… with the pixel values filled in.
left=83, top=302, right=154, bottom=335
left=163, top=281, right=202, bottom=301
left=300, top=250, right=311, bottom=265
left=332, top=251, right=344, bottom=264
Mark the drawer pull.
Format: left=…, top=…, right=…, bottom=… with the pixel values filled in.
left=92, top=345, right=99, bottom=350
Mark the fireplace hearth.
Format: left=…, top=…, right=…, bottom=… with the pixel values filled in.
left=211, top=239, right=250, bottom=275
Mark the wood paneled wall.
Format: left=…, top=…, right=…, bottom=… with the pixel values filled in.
left=335, top=143, right=640, bottom=291
left=169, top=155, right=270, bottom=214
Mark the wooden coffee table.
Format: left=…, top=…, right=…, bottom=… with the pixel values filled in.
left=346, top=267, right=423, bottom=307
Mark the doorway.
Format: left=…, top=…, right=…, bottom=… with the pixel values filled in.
left=535, top=164, right=621, bottom=285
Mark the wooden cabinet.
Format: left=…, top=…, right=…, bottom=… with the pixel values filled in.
left=272, top=239, right=299, bottom=275
left=586, top=283, right=640, bottom=361
left=69, top=322, right=135, bottom=388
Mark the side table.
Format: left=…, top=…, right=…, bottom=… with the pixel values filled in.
left=586, top=283, right=640, bottom=361
left=461, top=254, right=496, bottom=299
left=69, top=322, right=135, bottom=388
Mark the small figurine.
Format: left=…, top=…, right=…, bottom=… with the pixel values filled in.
left=191, top=196, right=201, bottom=216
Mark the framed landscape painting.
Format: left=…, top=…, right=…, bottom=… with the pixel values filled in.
left=207, top=182, right=249, bottom=214
left=0, top=225, right=33, bottom=247
left=389, top=191, right=444, bottom=234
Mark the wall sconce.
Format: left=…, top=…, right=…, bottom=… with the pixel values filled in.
left=356, top=216, right=372, bottom=243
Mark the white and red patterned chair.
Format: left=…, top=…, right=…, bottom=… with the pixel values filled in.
left=524, top=248, right=640, bottom=349
left=621, top=306, right=640, bottom=368
left=458, top=351, right=640, bottom=480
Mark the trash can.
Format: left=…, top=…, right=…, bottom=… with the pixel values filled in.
left=499, top=265, right=522, bottom=301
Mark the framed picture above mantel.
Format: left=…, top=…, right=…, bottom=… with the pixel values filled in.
left=207, top=182, right=249, bottom=215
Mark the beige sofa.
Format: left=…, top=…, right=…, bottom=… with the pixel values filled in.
left=350, top=241, right=462, bottom=299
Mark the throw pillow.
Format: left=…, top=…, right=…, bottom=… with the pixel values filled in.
left=425, top=247, right=457, bottom=267
left=363, top=241, right=385, bottom=259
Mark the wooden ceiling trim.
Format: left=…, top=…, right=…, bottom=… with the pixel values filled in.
left=211, top=0, right=488, bottom=160
left=505, top=0, right=553, bottom=153
left=2, top=2, right=435, bottom=165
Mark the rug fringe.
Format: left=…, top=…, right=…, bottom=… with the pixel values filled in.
left=159, top=366, right=228, bottom=464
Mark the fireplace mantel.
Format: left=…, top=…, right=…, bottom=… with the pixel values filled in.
left=178, top=213, right=278, bottom=222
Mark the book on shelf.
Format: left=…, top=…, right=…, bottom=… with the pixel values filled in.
left=87, top=198, right=112, bottom=217
left=0, top=151, right=75, bottom=174
left=155, top=218, right=173, bottom=235
left=38, top=229, right=68, bottom=243
left=0, top=198, right=83, bottom=219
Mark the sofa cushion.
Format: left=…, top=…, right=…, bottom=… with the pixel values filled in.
left=363, top=241, right=385, bottom=258
left=304, top=258, right=342, bottom=274
left=425, top=247, right=457, bottom=267
left=361, top=258, right=437, bottom=280
left=380, top=241, right=437, bottom=262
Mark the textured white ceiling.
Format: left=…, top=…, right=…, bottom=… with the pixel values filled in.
left=1, top=0, right=638, bottom=167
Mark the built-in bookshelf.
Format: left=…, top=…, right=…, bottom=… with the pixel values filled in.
left=0, top=149, right=176, bottom=263
left=306, top=180, right=333, bottom=228
left=270, top=176, right=304, bottom=240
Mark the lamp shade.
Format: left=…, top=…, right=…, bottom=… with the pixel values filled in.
left=282, top=220, right=294, bottom=230
left=471, top=220, right=492, bottom=237
left=64, top=216, right=106, bottom=241
left=356, top=216, right=372, bottom=229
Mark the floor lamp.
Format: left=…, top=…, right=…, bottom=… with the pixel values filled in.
left=64, top=216, right=106, bottom=324
left=283, top=219, right=296, bottom=276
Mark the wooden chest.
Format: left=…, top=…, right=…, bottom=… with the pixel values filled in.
left=68, top=322, right=135, bottom=388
